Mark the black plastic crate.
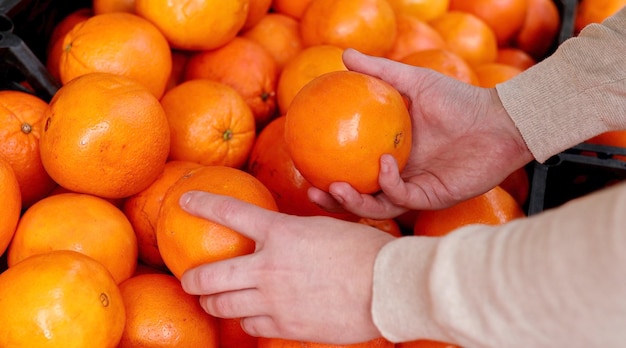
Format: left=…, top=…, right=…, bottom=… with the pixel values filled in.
left=527, top=143, right=626, bottom=215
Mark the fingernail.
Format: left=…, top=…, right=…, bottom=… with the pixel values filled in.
left=179, top=191, right=195, bottom=208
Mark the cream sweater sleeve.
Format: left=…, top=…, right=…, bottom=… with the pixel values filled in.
left=371, top=8, right=626, bottom=348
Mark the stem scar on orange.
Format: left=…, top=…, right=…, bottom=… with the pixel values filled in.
left=156, top=165, right=278, bottom=279
left=284, top=70, right=412, bottom=194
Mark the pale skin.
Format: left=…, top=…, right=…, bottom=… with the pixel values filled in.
left=179, top=49, right=534, bottom=344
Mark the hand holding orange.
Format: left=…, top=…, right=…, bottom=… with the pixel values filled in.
left=284, top=70, right=412, bottom=194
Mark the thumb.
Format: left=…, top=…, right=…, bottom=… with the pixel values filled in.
left=342, top=48, right=417, bottom=96
left=179, top=191, right=275, bottom=242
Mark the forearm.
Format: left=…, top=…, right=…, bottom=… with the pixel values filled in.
left=372, top=182, right=626, bottom=347
left=496, top=8, right=626, bottom=162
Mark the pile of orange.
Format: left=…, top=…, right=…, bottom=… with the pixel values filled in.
left=1, top=0, right=619, bottom=345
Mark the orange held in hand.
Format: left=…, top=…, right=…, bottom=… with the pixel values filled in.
left=156, top=165, right=278, bottom=279
left=0, top=250, right=126, bottom=348
left=39, top=72, right=170, bottom=199
left=284, top=70, right=412, bottom=194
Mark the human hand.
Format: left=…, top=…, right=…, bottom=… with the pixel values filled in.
left=179, top=191, right=396, bottom=344
left=308, top=49, right=533, bottom=219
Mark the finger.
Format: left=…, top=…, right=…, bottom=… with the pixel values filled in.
left=198, top=288, right=267, bottom=319
left=306, top=186, right=347, bottom=213
left=327, top=182, right=406, bottom=219
left=342, top=48, right=413, bottom=88
left=181, top=254, right=258, bottom=295
left=179, top=191, right=281, bottom=242
left=240, top=315, right=280, bottom=339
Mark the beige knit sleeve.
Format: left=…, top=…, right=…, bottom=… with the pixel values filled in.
left=372, top=182, right=626, bottom=347
left=496, top=8, right=626, bottom=162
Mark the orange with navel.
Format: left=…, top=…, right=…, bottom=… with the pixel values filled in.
left=8, top=193, right=138, bottom=284
left=413, top=186, right=525, bottom=237
left=161, top=79, right=256, bottom=168
left=184, top=37, right=279, bottom=129
left=258, top=337, right=394, bottom=347
left=300, top=0, right=398, bottom=57
left=45, top=8, right=92, bottom=82
left=385, top=14, right=447, bottom=61
left=276, top=44, right=347, bottom=115
left=118, top=273, right=219, bottom=347
left=429, top=11, right=498, bottom=66
left=400, top=48, right=479, bottom=85
left=241, top=13, right=304, bottom=72
left=284, top=70, right=412, bottom=194
left=123, top=160, right=203, bottom=269
left=0, top=158, right=21, bottom=256
left=59, top=12, right=172, bottom=99
left=473, top=62, right=523, bottom=88
left=248, top=116, right=359, bottom=221
left=0, top=250, right=126, bottom=348
left=449, top=0, right=529, bottom=46
left=156, top=165, right=278, bottom=279
left=39, top=72, right=170, bottom=199
left=0, top=90, right=57, bottom=207
left=134, top=0, right=249, bottom=50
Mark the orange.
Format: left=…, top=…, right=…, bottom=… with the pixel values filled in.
left=429, top=11, right=498, bottom=66
left=118, top=273, right=219, bottom=347
left=242, top=0, right=274, bottom=30
left=271, top=0, right=315, bottom=19
left=473, top=62, right=523, bottom=88
left=258, top=337, right=394, bottom=347
left=386, top=0, right=449, bottom=22
left=499, top=166, right=530, bottom=207
left=276, top=44, right=347, bottom=115
left=39, top=72, right=170, bottom=199
left=8, top=192, right=138, bottom=284
left=0, top=158, right=21, bottom=256
left=156, top=165, right=278, bottom=279
left=93, top=0, right=135, bottom=14
left=575, top=0, right=626, bottom=34
left=514, top=0, right=560, bottom=60
left=247, top=116, right=359, bottom=221
left=218, top=318, right=259, bottom=348
left=413, top=186, right=525, bottom=237
left=397, top=339, right=461, bottom=348
left=59, top=12, right=172, bottom=99
left=0, top=250, right=125, bottom=347
left=184, top=37, right=279, bottom=129
left=585, top=130, right=626, bottom=161
left=300, top=0, right=398, bottom=57
left=495, top=47, right=536, bottom=70
left=0, top=90, right=57, bottom=207
left=284, top=70, right=412, bottom=194
left=399, top=48, right=480, bottom=85
left=123, top=160, right=203, bottom=269
left=161, top=79, right=256, bottom=168
left=449, top=0, right=528, bottom=46
left=241, top=13, right=305, bottom=72
left=358, top=217, right=403, bottom=237
left=134, top=0, right=249, bottom=50
left=45, top=8, right=92, bottom=82
left=385, top=14, right=447, bottom=61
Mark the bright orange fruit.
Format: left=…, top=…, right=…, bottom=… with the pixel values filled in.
left=258, top=337, right=394, bottom=347
left=161, top=79, right=256, bottom=168
left=118, top=273, right=219, bottom=347
left=0, top=250, right=126, bottom=348
left=156, top=165, right=278, bottom=279
left=39, top=72, right=170, bottom=199
left=0, top=158, right=21, bottom=256
left=8, top=192, right=138, bottom=284
left=385, top=14, right=447, bottom=61
left=284, top=70, right=412, bottom=194
left=399, top=48, right=480, bottom=85
left=397, top=339, right=461, bottom=348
